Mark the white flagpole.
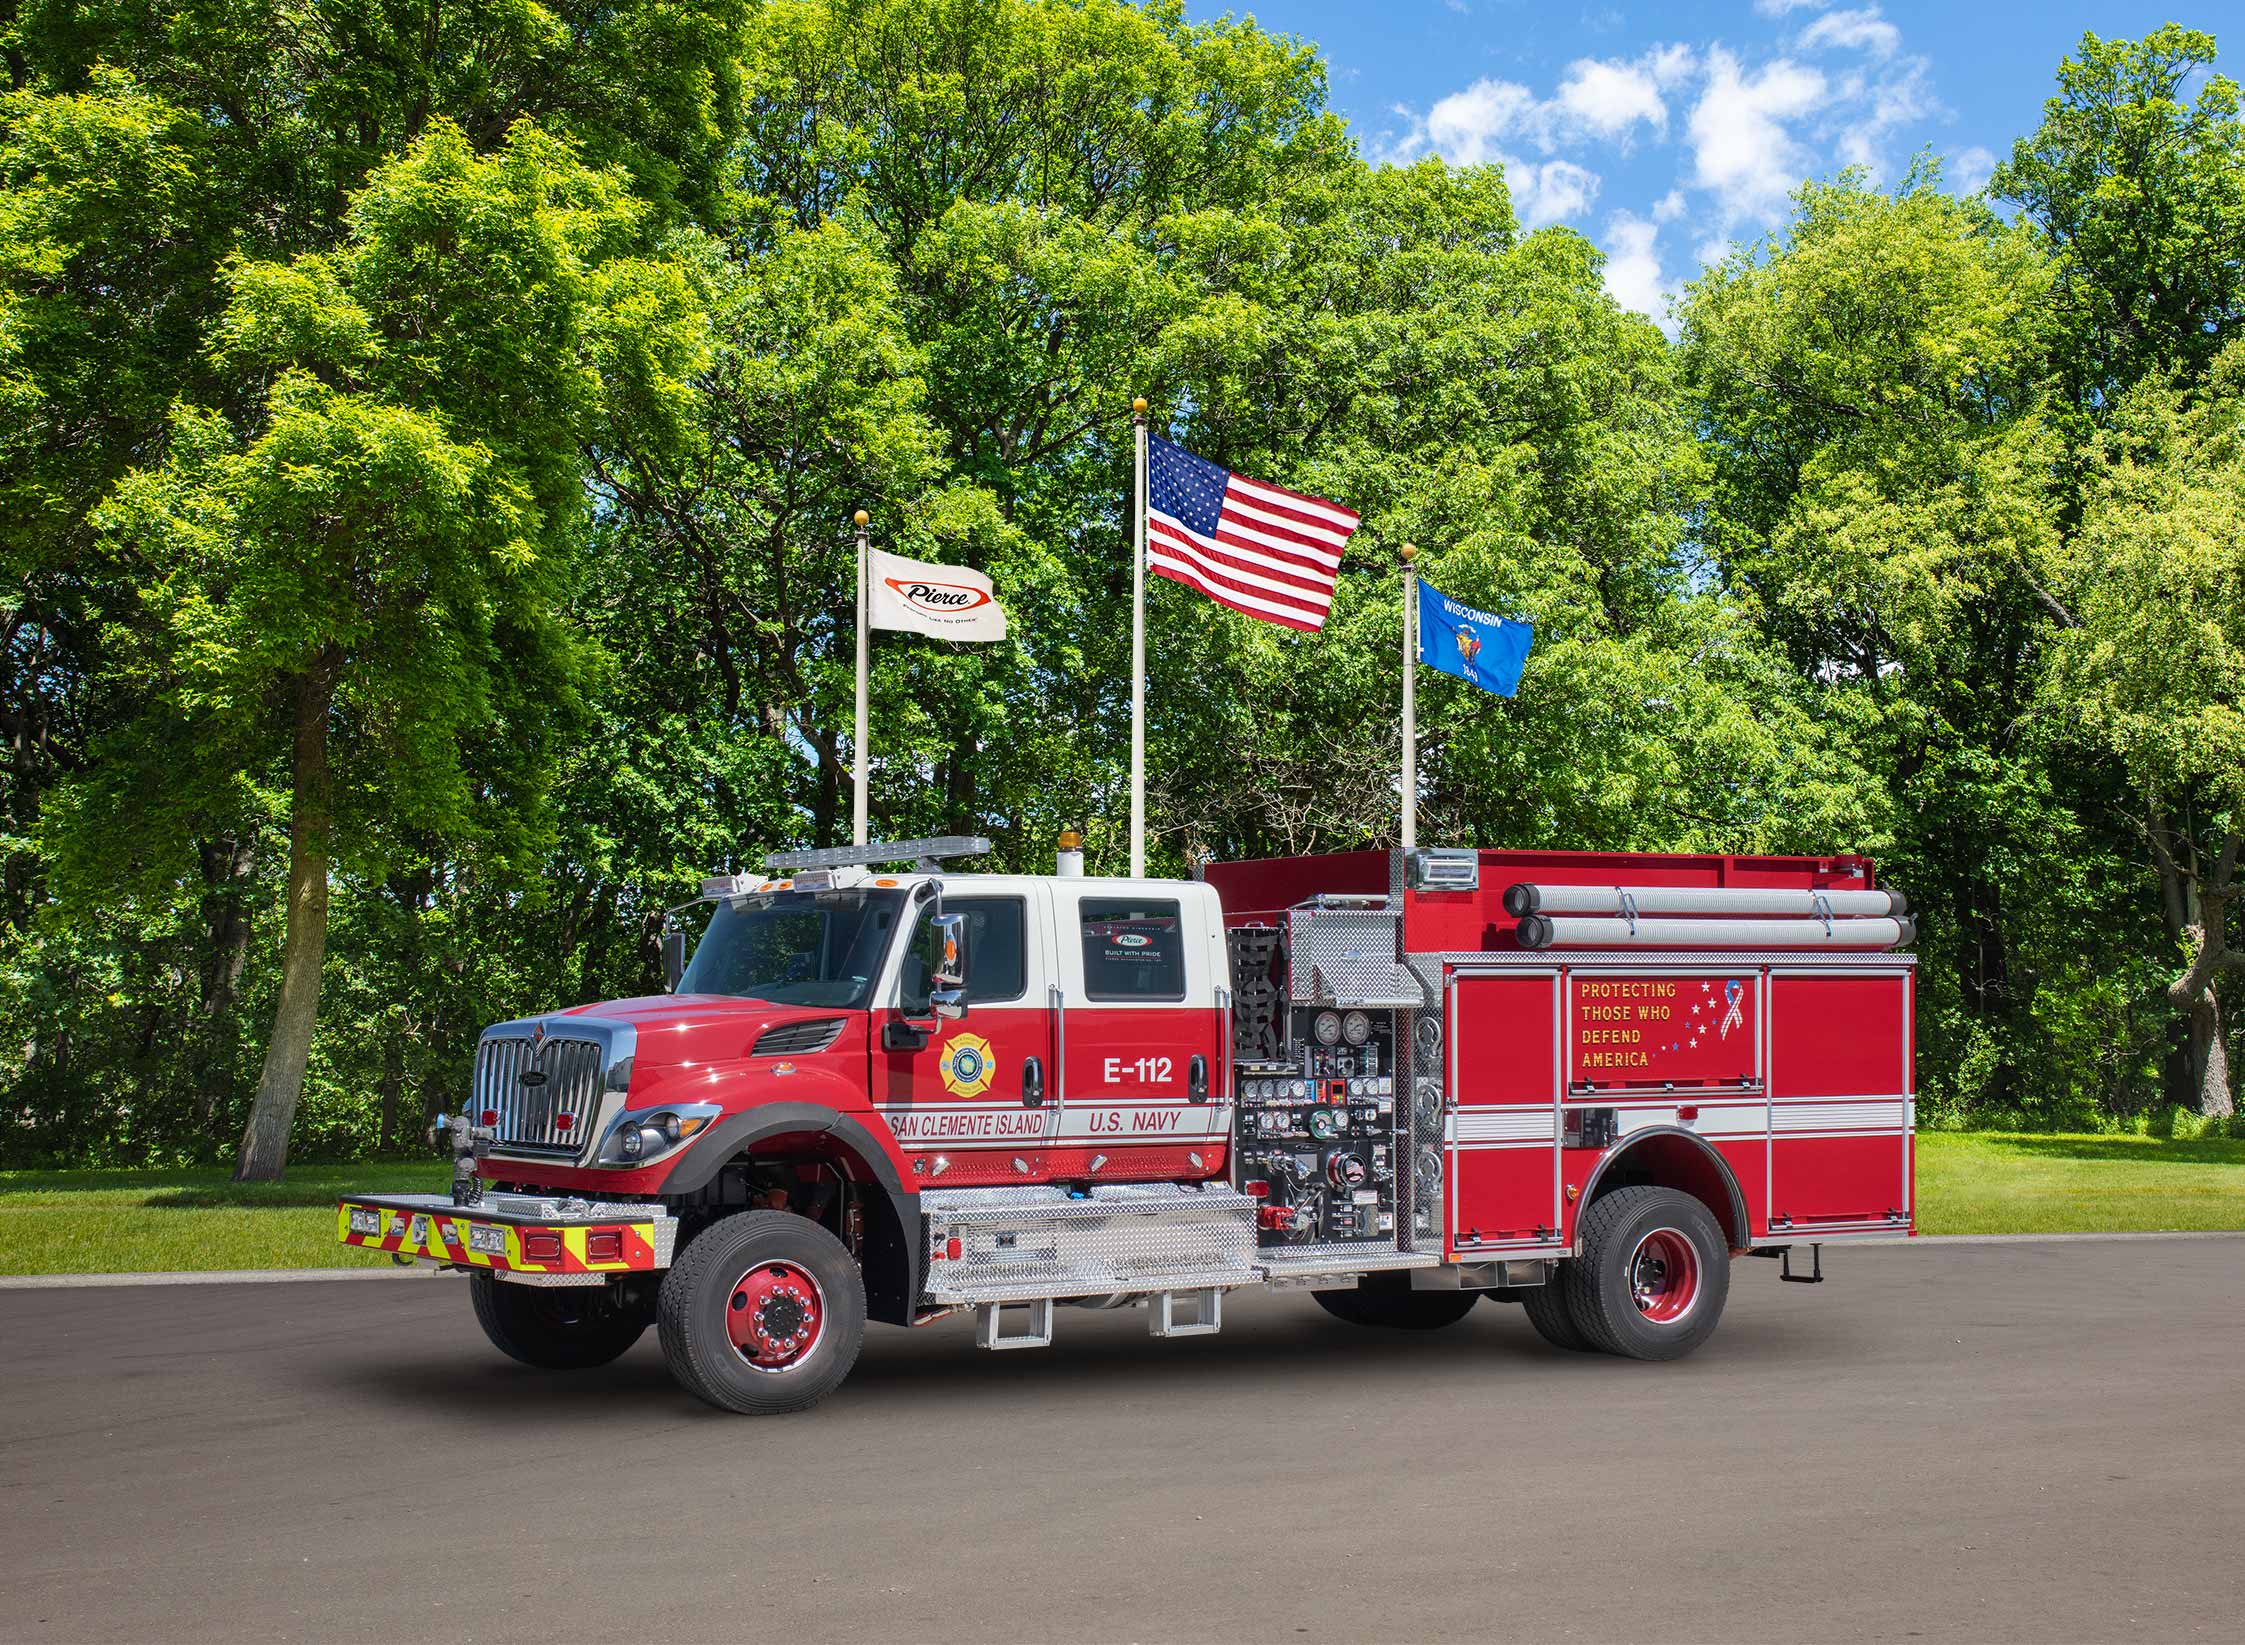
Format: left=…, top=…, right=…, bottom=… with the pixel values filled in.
left=1130, top=395, right=1149, bottom=878
left=1400, top=542, right=1418, bottom=850
left=852, top=509, right=870, bottom=846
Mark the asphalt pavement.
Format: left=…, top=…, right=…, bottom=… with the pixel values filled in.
left=2, top=1237, right=2240, bottom=1643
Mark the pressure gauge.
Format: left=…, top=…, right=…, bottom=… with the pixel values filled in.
left=1313, top=1010, right=1343, bottom=1046
left=1342, top=1010, right=1371, bottom=1047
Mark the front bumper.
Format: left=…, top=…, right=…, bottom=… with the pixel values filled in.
left=337, top=1192, right=679, bottom=1287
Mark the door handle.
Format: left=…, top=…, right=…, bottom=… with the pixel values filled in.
left=1023, top=1056, right=1045, bottom=1108
left=1187, top=1053, right=1209, bottom=1104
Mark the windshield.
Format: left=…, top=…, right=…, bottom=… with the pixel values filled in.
left=679, top=888, right=907, bottom=1009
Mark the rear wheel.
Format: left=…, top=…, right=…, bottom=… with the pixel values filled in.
left=1562, top=1186, right=1730, bottom=1361
left=1312, top=1279, right=1480, bottom=1330
left=1517, top=1273, right=1596, bottom=1352
left=658, top=1210, right=866, bottom=1414
left=469, top=1271, right=647, bottom=1370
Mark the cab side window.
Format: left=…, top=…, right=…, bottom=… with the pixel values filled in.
left=897, top=897, right=1027, bottom=1013
left=1079, top=898, right=1186, bottom=1001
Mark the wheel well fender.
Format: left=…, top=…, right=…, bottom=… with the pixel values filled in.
left=657, top=1104, right=919, bottom=1326
left=1576, top=1127, right=1750, bottom=1252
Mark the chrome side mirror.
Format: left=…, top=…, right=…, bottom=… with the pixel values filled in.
left=931, top=912, right=968, bottom=1021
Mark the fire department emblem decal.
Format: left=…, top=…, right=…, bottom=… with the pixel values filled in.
left=940, top=1032, right=997, bottom=1099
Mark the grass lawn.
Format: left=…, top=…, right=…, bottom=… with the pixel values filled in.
left=0, top=1159, right=446, bottom=1276
left=1, top=1133, right=2240, bottom=1275
left=1913, top=1130, right=2245, bottom=1235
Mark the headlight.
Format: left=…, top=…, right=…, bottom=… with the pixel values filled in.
left=595, top=1104, right=719, bottom=1168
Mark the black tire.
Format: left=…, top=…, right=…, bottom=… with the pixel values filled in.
left=1562, top=1185, right=1730, bottom=1361
left=1517, top=1271, right=1597, bottom=1352
left=658, top=1210, right=866, bottom=1415
left=1312, top=1280, right=1480, bottom=1330
left=469, top=1271, right=647, bottom=1370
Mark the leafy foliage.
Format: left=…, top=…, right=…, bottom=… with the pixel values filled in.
left=0, top=9, right=2239, bottom=1165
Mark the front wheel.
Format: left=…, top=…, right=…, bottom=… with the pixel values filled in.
left=658, top=1210, right=866, bottom=1415
left=1561, top=1185, right=1730, bottom=1361
left=469, top=1271, right=647, bottom=1369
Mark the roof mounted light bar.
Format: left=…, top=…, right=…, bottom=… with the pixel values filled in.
left=761, top=835, right=994, bottom=873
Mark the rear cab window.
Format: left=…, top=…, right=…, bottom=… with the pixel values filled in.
left=1079, top=898, right=1186, bottom=1001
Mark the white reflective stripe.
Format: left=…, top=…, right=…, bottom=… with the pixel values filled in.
left=1614, top=1105, right=1768, bottom=1139
left=1774, top=1098, right=1907, bottom=1132
left=1449, top=1108, right=1556, bottom=1144
left=1049, top=1105, right=1232, bottom=1142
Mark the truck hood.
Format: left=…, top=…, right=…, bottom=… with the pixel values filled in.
left=552, top=994, right=858, bottom=1067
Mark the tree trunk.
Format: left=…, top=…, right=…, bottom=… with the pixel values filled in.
left=2160, top=824, right=2238, bottom=1122
left=2189, top=991, right=2233, bottom=1120
left=234, top=664, right=337, bottom=1182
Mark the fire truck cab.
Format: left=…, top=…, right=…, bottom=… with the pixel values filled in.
left=339, top=836, right=1916, bottom=1414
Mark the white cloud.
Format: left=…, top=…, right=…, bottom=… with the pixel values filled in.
left=1951, top=145, right=1997, bottom=195
left=1556, top=58, right=1669, bottom=141
left=1375, top=79, right=1603, bottom=224
left=1798, top=7, right=1901, bottom=59
left=1601, top=212, right=1672, bottom=329
left=1833, top=55, right=1937, bottom=176
left=1512, top=159, right=1601, bottom=225
left=1687, top=49, right=1829, bottom=228
left=1415, top=77, right=1543, bottom=166
left=1377, top=12, right=1950, bottom=258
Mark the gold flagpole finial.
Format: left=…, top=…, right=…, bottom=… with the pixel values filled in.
left=1131, top=396, right=1148, bottom=416
left=1399, top=542, right=1418, bottom=564
left=853, top=509, right=869, bottom=527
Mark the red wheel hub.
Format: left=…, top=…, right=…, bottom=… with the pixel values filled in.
left=726, top=1261, right=825, bottom=1370
left=1629, top=1229, right=1700, bottom=1324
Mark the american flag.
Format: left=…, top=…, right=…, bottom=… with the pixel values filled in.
left=1146, top=436, right=1360, bottom=632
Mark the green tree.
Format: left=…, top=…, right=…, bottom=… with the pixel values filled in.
left=1993, top=25, right=2245, bottom=409
left=62, top=122, right=704, bottom=1177
left=2039, top=338, right=2245, bottom=1116
left=1677, top=173, right=2148, bottom=1120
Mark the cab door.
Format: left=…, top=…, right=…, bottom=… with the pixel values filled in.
left=873, top=887, right=1053, bottom=1187
left=1050, top=882, right=1228, bottom=1181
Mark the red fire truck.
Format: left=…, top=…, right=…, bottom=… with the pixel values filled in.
left=339, top=836, right=1916, bottom=1414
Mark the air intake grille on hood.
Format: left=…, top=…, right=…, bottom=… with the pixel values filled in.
left=753, top=1018, right=847, bottom=1056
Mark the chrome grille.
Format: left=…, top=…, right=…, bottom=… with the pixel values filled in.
left=475, top=1035, right=604, bottom=1156
left=753, top=1018, right=846, bottom=1056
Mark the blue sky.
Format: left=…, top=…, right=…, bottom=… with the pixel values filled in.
left=1185, top=2, right=2213, bottom=325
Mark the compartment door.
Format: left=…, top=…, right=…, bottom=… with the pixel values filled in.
left=1445, top=971, right=1562, bottom=1252
left=1767, top=970, right=1913, bottom=1231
